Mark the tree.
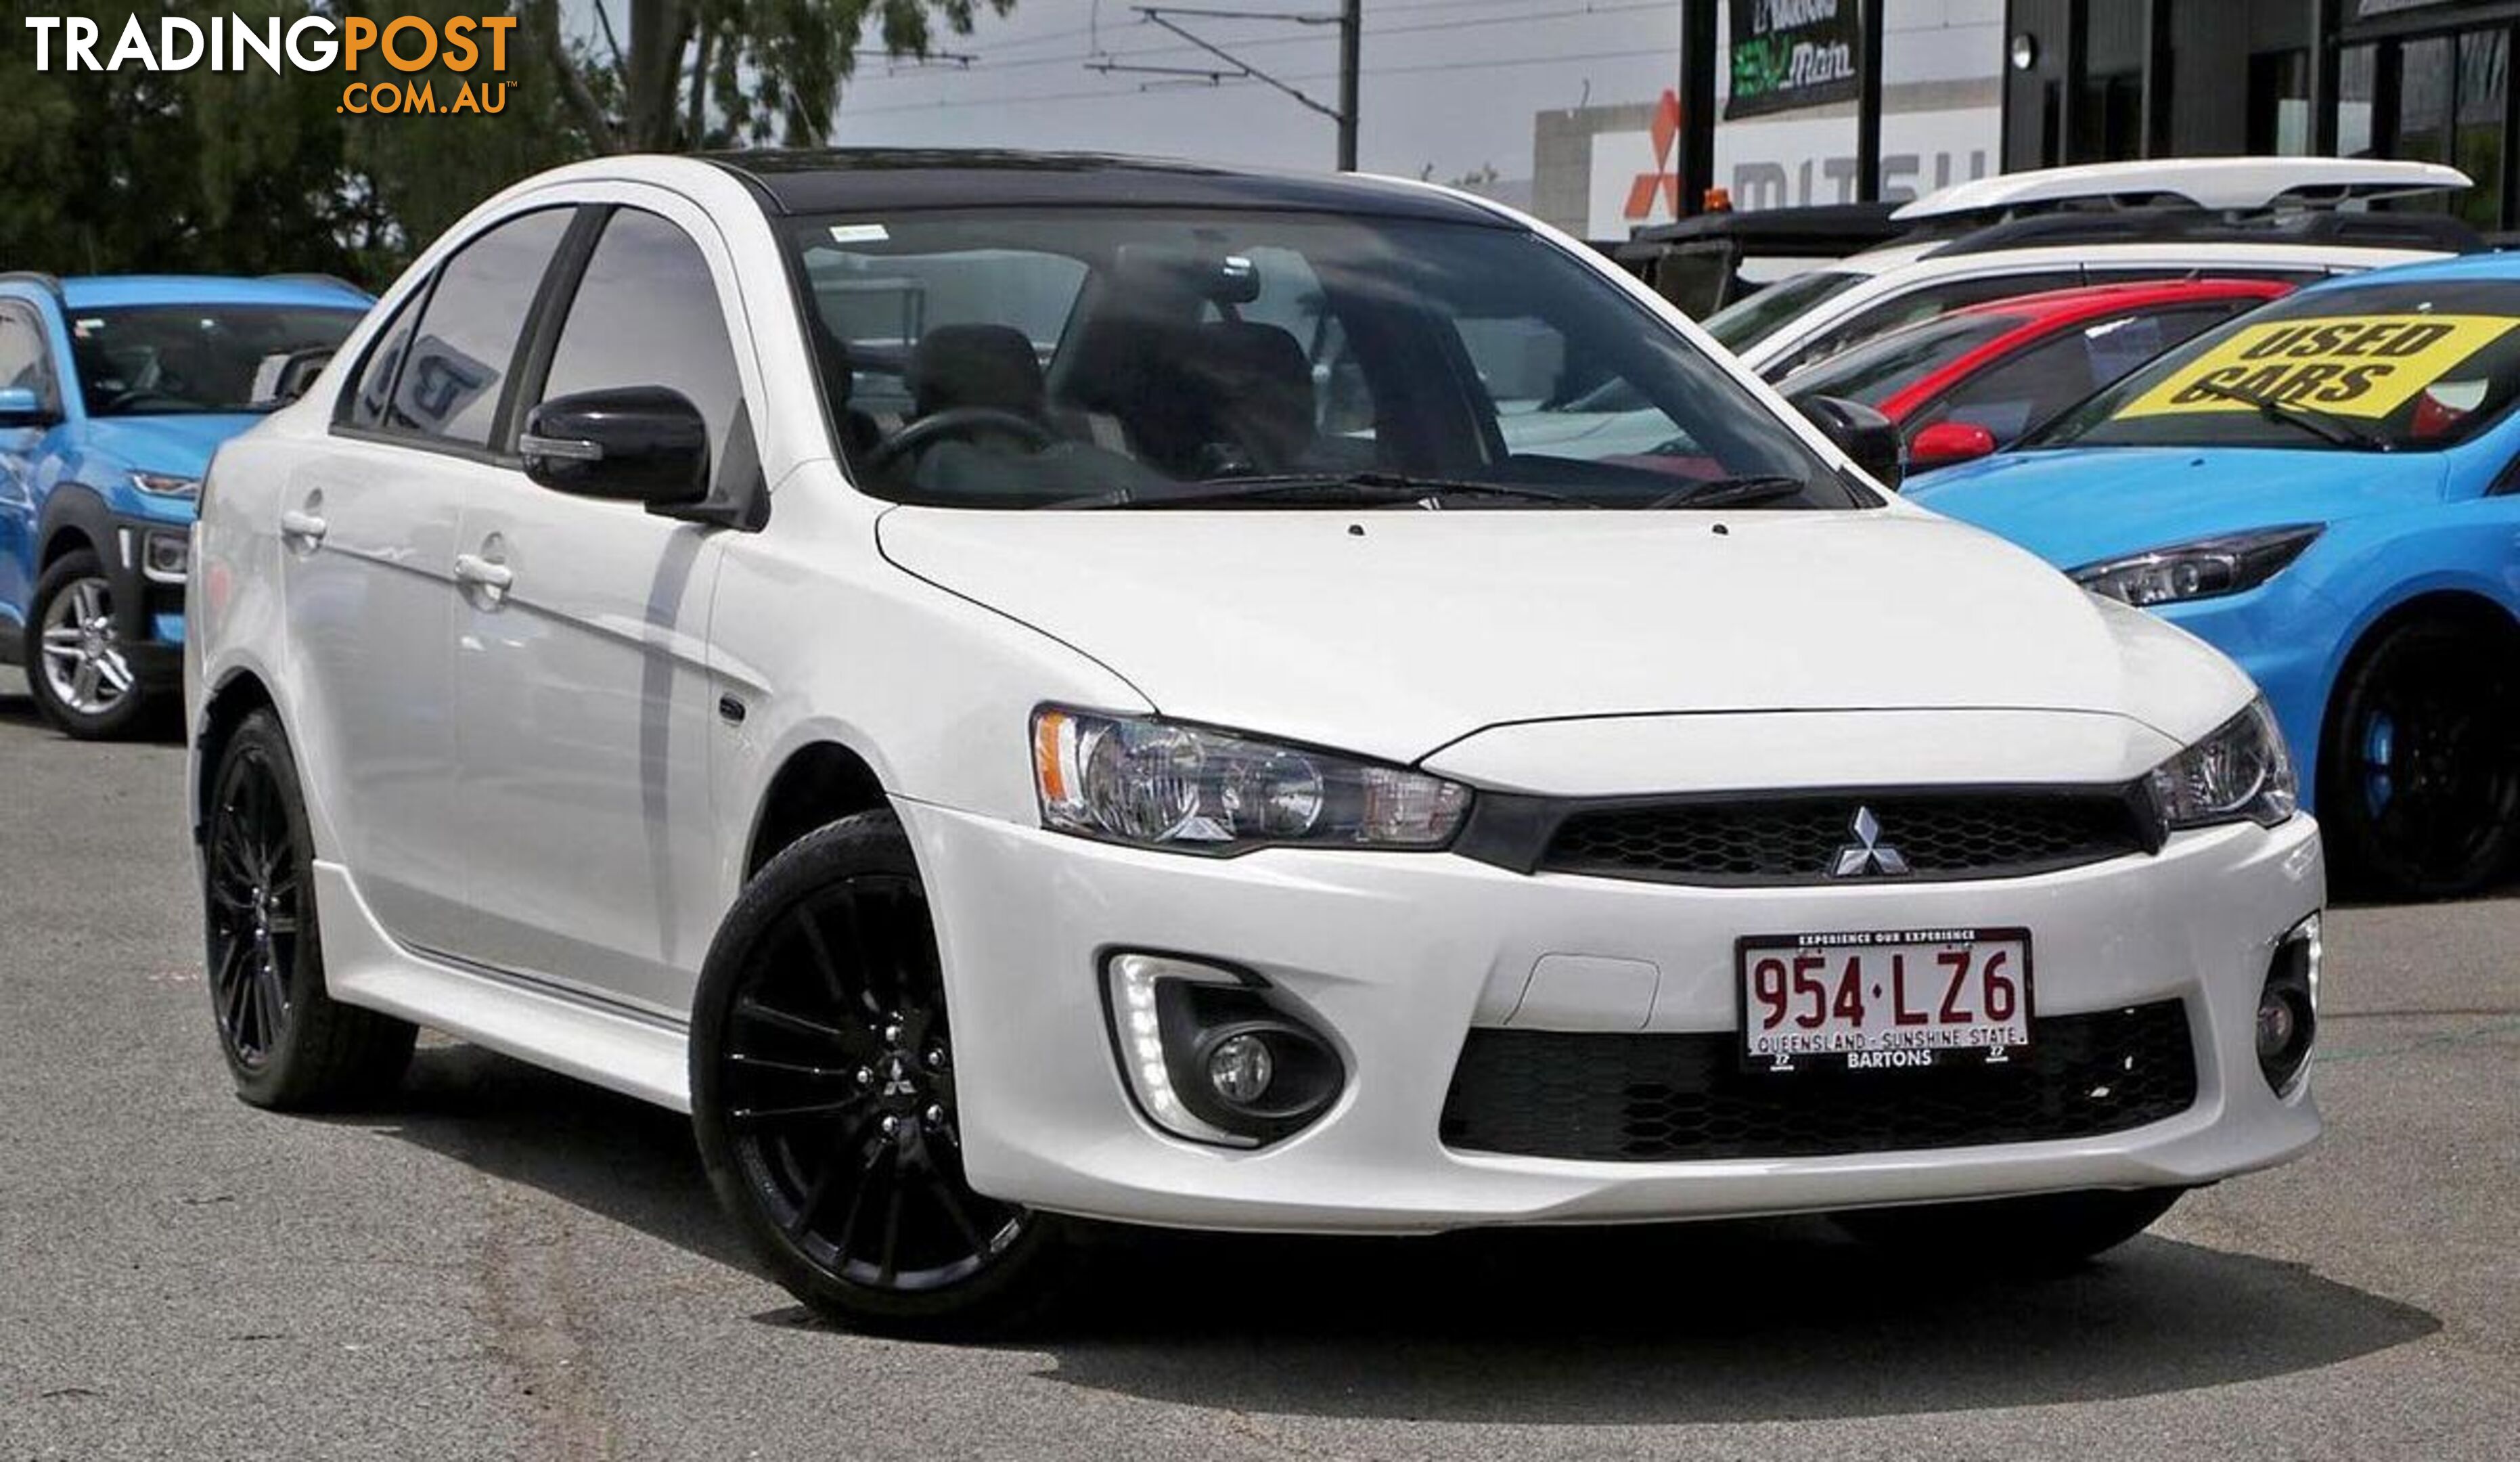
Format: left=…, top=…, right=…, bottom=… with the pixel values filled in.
left=524, top=0, right=1014, bottom=152
left=0, top=0, right=585, bottom=284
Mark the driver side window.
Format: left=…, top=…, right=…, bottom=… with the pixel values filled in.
left=535, top=209, right=746, bottom=480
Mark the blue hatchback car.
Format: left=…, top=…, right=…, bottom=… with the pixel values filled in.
left=1913, top=253, right=2520, bottom=898
left=0, top=273, right=370, bottom=736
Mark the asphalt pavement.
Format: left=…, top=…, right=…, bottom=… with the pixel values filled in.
left=1, top=665, right=2513, bottom=1461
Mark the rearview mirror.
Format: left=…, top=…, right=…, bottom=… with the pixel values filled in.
left=1796, top=394, right=1904, bottom=491
left=0, top=385, right=56, bottom=428
left=1908, top=420, right=1998, bottom=470
left=520, top=387, right=709, bottom=508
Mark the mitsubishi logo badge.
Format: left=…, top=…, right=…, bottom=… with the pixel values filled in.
left=1830, top=806, right=1910, bottom=879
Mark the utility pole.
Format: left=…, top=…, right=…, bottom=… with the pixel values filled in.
left=1680, top=0, right=1716, bottom=215
left=1337, top=0, right=1361, bottom=172
left=1094, top=5, right=1362, bottom=171
left=1855, top=0, right=1883, bottom=201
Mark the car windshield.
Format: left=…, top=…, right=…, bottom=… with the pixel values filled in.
left=786, top=208, right=1861, bottom=510
left=2026, top=278, right=2520, bottom=453
left=1701, top=269, right=1864, bottom=351
left=1780, top=311, right=2020, bottom=408
left=70, top=304, right=363, bottom=417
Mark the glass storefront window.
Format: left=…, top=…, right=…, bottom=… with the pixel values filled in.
left=2456, top=29, right=2508, bottom=228
left=2341, top=44, right=2378, bottom=158
left=2398, top=36, right=2454, bottom=166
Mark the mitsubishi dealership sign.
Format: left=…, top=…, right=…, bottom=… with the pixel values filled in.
left=1583, top=91, right=1994, bottom=238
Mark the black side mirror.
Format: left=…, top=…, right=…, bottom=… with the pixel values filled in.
left=520, top=386, right=709, bottom=508
left=1796, top=393, right=1905, bottom=492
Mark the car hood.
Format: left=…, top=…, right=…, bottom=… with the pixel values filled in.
left=76, top=412, right=263, bottom=478
left=876, top=505, right=2253, bottom=766
left=1906, top=445, right=2452, bottom=570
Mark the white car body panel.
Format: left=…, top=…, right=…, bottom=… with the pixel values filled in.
left=875, top=506, right=2255, bottom=763
left=1893, top=156, right=2471, bottom=220
left=187, top=154, right=2323, bottom=1236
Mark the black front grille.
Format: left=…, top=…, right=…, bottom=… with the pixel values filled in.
left=1439, top=1000, right=2197, bottom=1162
left=1537, top=791, right=2151, bottom=885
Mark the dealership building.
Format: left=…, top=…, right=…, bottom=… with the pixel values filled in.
left=1539, top=1, right=2519, bottom=240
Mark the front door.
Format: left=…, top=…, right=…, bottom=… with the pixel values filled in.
left=450, top=200, right=750, bottom=1017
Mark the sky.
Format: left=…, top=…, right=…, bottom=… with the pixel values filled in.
left=818, top=0, right=1690, bottom=184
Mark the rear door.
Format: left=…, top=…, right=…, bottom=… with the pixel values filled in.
left=447, top=196, right=751, bottom=1016
left=285, top=206, right=577, bottom=952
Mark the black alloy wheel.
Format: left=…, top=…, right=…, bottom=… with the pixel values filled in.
left=692, top=812, right=1063, bottom=1333
left=206, top=736, right=302, bottom=1069
left=202, top=709, right=416, bottom=1107
left=2322, top=619, right=2520, bottom=900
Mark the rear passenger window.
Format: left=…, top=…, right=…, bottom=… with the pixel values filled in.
left=342, top=290, right=421, bottom=429
left=537, top=210, right=744, bottom=476
left=388, top=208, right=572, bottom=447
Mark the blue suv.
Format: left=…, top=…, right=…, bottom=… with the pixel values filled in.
left=0, top=273, right=370, bottom=736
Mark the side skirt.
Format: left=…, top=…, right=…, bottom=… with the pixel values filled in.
left=311, top=861, right=694, bottom=1112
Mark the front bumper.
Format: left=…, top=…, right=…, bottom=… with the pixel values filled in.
left=905, top=800, right=2325, bottom=1233
left=105, top=513, right=189, bottom=682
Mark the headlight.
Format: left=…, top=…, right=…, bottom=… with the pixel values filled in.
left=2071, top=525, right=2322, bottom=606
left=1033, top=707, right=1470, bottom=854
left=2147, top=697, right=2297, bottom=830
left=129, top=471, right=201, bottom=499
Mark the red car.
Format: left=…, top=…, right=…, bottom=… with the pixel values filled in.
left=1780, top=278, right=2295, bottom=471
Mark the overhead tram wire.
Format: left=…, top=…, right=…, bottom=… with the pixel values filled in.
left=849, top=0, right=1672, bottom=85
left=838, top=43, right=1672, bottom=118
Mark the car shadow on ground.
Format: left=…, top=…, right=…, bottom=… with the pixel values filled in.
left=360, top=1040, right=2439, bottom=1425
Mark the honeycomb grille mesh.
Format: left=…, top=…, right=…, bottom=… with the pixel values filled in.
left=1439, top=1001, right=2197, bottom=1162
left=1540, top=793, right=2147, bottom=885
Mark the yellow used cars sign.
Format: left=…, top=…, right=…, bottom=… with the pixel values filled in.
left=2117, top=313, right=2519, bottom=420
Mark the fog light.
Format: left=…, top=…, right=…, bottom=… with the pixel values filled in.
left=143, top=529, right=189, bottom=583
left=1207, top=1032, right=1274, bottom=1105
left=1102, top=952, right=1345, bottom=1148
left=2255, top=993, right=2297, bottom=1059
left=2257, top=912, right=2321, bottom=1096
left=1104, top=952, right=1253, bottom=1148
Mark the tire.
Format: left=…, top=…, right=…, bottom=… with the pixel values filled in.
left=23, top=550, right=155, bottom=739
left=1832, top=1187, right=2184, bottom=1271
left=690, top=811, right=1066, bottom=1336
left=203, top=708, right=416, bottom=1109
left=2319, top=617, right=2520, bottom=900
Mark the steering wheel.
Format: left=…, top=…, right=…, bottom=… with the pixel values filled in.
left=863, top=407, right=1058, bottom=474
left=100, top=389, right=196, bottom=413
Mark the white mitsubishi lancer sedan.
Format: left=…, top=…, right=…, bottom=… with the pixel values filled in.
left=186, top=150, right=2324, bottom=1333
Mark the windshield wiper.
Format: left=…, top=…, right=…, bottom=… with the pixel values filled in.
left=2186, top=380, right=2387, bottom=451
left=1057, top=470, right=1593, bottom=510
left=1642, top=474, right=1810, bottom=510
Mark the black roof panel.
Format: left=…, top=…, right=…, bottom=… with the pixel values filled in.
left=701, top=148, right=1510, bottom=225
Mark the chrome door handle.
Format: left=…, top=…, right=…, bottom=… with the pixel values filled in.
left=453, top=552, right=514, bottom=594
left=279, top=508, right=328, bottom=544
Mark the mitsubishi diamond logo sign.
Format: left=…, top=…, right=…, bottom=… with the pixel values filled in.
left=1829, top=806, right=1910, bottom=879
